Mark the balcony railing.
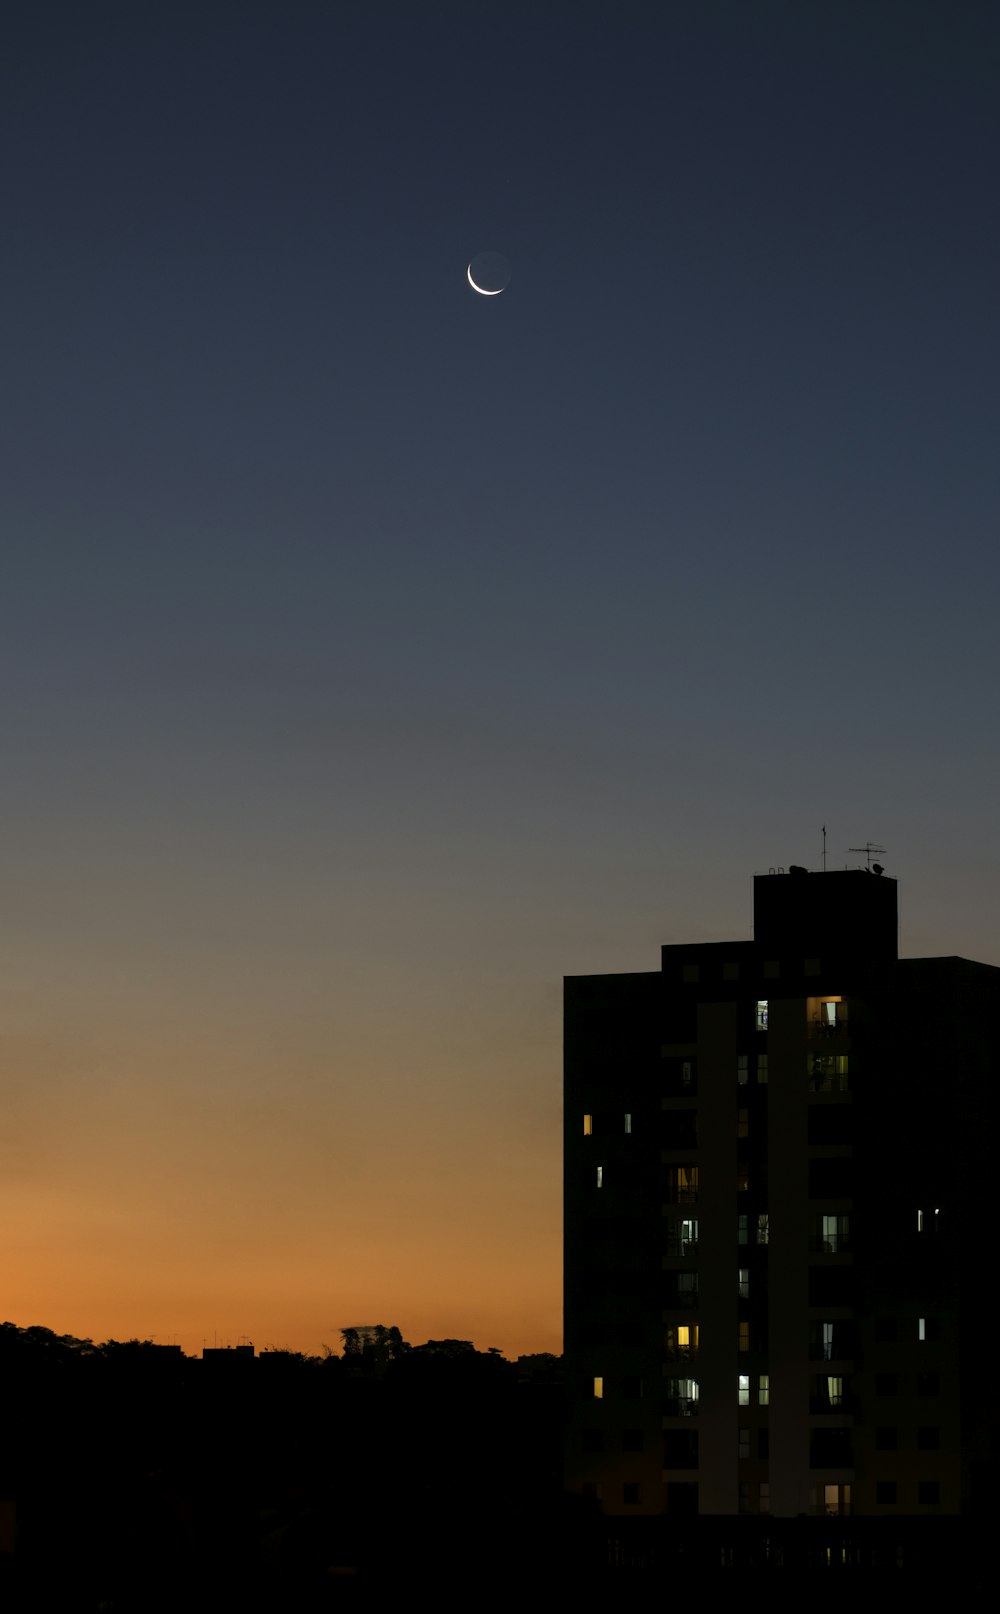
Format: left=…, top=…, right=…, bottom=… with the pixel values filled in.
left=663, top=1396, right=699, bottom=1418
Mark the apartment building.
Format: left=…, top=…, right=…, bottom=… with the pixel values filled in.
left=564, top=868, right=998, bottom=1520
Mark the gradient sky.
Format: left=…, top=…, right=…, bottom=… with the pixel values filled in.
left=3, top=1, right=998, bottom=1357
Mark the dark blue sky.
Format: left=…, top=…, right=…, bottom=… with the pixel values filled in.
left=3, top=1, right=998, bottom=1352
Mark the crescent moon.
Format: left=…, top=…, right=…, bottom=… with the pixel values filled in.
left=467, top=263, right=504, bottom=296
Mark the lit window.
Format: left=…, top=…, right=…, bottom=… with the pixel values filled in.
left=593, top=1376, right=603, bottom=1399
left=665, top=1377, right=699, bottom=1415
left=757, top=1054, right=768, bottom=1084
left=737, top=1108, right=748, bottom=1137
left=681, top=1060, right=694, bottom=1088
left=821, top=1213, right=849, bottom=1253
left=738, top=1374, right=750, bottom=1405
left=808, top=1052, right=849, bottom=1091
left=671, top=1217, right=698, bottom=1255
left=827, top=1376, right=844, bottom=1407
left=823, top=1482, right=851, bottom=1517
left=667, top=1165, right=698, bottom=1204
left=822, top=1321, right=834, bottom=1361
left=917, top=1209, right=924, bottom=1231
left=583, top=1114, right=593, bottom=1136
left=738, top=1267, right=749, bottom=1299
left=758, top=1374, right=769, bottom=1406
left=738, top=1427, right=750, bottom=1459
left=756, top=1213, right=769, bottom=1246
left=739, top=1321, right=750, bottom=1353
left=666, top=1324, right=699, bottom=1357
left=596, top=1166, right=603, bottom=1189
left=918, top=1317, right=926, bottom=1341
left=756, top=1000, right=768, bottom=1031
left=624, top=1113, right=632, bottom=1134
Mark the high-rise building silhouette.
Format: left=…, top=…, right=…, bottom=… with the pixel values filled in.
left=564, top=868, right=998, bottom=1520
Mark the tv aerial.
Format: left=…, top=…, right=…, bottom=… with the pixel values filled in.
left=848, top=842, right=886, bottom=872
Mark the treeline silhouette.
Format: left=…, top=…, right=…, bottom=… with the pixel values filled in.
left=1, top=1321, right=569, bottom=1610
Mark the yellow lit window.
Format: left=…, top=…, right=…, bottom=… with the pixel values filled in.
left=593, top=1376, right=603, bottom=1399
left=583, top=1114, right=593, bottom=1136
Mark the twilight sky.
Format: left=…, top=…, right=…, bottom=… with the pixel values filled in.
left=3, top=0, right=998, bottom=1357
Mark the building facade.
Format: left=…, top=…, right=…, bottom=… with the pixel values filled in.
left=564, top=869, right=998, bottom=1520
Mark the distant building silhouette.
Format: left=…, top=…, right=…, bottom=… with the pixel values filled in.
left=564, top=867, right=998, bottom=1520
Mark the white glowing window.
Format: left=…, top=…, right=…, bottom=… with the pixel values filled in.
left=918, top=1317, right=926, bottom=1341
left=624, top=1113, right=632, bottom=1134
left=822, top=1322, right=834, bottom=1360
left=827, top=1376, right=844, bottom=1407
left=756, top=1000, right=768, bottom=1030
left=596, top=1166, right=603, bottom=1189
left=583, top=1114, right=593, bottom=1136
left=738, top=1268, right=749, bottom=1299
left=756, top=1213, right=769, bottom=1246
left=738, top=1374, right=750, bottom=1406
left=758, top=1374, right=769, bottom=1406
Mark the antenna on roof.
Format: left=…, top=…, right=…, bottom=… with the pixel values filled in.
left=848, top=842, right=886, bottom=870
left=822, top=825, right=827, bottom=872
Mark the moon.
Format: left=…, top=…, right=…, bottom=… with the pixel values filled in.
left=466, top=251, right=511, bottom=296
left=467, top=264, right=502, bottom=296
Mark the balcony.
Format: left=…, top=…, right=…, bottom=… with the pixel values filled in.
left=663, top=1396, right=699, bottom=1418
left=808, top=1054, right=850, bottom=1094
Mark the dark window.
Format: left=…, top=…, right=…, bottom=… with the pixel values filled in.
left=623, top=1482, right=642, bottom=1505
left=582, top=1428, right=603, bottom=1452
left=809, top=1266, right=853, bottom=1307
left=662, top=1111, right=698, bottom=1149
left=875, top=1427, right=898, bottom=1451
left=757, top=1428, right=769, bottom=1460
left=622, top=1428, right=643, bottom=1452
left=665, top=1482, right=698, bottom=1515
left=808, top=1156, right=854, bottom=1197
left=875, top=1316, right=898, bottom=1343
left=876, top=1481, right=898, bottom=1505
left=875, top=1372, right=898, bottom=1397
left=918, top=1481, right=940, bottom=1505
left=917, top=1426, right=940, bottom=1451
left=808, top=1107, right=854, bottom=1145
left=810, top=1428, right=853, bottom=1467
left=621, top=1375, right=643, bottom=1399
left=664, top=1429, right=699, bottom=1470
left=917, top=1372, right=940, bottom=1397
